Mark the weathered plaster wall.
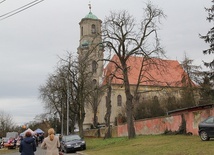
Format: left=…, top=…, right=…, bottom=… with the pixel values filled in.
left=117, top=108, right=214, bottom=137
left=84, top=107, right=214, bottom=137
left=84, top=126, right=118, bottom=138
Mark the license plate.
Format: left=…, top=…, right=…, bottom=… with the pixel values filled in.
left=74, top=145, right=80, bottom=148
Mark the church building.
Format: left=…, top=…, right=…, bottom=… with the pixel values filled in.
left=77, top=6, right=198, bottom=129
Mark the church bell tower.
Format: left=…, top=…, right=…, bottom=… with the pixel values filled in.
left=77, top=4, right=103, bottom=85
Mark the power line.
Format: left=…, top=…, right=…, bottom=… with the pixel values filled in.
left=0, top=0, right=44, bottom=21
left=0, top=0, right=42, bottom=18
left=0, top=0, right=6, bottom=4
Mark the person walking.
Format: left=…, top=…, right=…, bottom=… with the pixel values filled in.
left=41, top=128, right=60, bottom=155
left=19, top=131, right=37, bottom=155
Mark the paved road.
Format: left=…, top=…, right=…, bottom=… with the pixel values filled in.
left=4, top=146, right=82, bottom=155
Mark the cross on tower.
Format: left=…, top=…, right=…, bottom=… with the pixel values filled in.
left=88, top=2, right=91, bottom=12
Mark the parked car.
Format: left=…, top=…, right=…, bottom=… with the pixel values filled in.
left=0, top=138, right=2, bottom=149
left=2, top=137, right=16, bottom=149
left=97, top=124, right=106, bottom=128
left=60, top=134, right=86, bottom=153
left=198, top=116, right=214, bottom=141
left=2, top=137, right=9, bottom=143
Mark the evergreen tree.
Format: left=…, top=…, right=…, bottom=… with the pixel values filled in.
left=180, top=54, right=201, bottom=107
left=200, top=0, right=214, bottom=79
left=199, top=75, right=214, bottom=104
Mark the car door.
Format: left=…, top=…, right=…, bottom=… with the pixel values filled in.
left=204, top=117, right=214, bottom=137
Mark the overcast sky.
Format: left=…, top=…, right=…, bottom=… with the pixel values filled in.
left=0, top=0, right=212, bottom=125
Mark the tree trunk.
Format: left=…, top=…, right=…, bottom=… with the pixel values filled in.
left=125, top=91, right=135, bottom=138
left=123, top=64, right=136, bottom=139
left=93, top=110, right=98, bottom=128
left=104, top=85, right=112, bottom=139
left=69, top=113, right=76, bottom=134
left=77, top=104, right=85, bottom=138
left=78, top=120, right=84, bottom=138
left=93, top=96, right=98, bottom=128
left=78, top=115, right=85, bottom=138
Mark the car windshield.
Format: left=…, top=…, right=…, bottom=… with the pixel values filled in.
left=65, top=135, right=81, bottom=142
left=204, top=117, right=214, bottom=123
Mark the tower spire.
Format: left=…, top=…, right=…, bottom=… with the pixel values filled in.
left=88, top=1, right=91, bottom=12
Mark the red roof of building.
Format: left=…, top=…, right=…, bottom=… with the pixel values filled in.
left=103, top=55, right=194, bottom=87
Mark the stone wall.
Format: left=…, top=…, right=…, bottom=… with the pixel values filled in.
left=84, top=126, right=118, bottom=138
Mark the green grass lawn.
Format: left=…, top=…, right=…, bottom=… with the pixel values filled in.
left=82, top=135, right=214, bottom=155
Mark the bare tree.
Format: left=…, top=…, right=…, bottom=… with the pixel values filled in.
left=0, top=110, right=16, bottom=137
left=39, top=72, right=68, bottom=134
left=40, top=49, right=102, bottom=138
left=40, top=52, right=81, bottom=135
left=102, top=2, right=165, bottom=139
left=87, top=84, right=104, bottom=128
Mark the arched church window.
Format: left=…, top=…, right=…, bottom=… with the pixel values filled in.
left=154, top=96, right=158, bottom=100
left=167, top=96, right=176, bottom=111
left=92, top=79, right=97, bottom=85
left=92, top=61, right=97, bottom=73
left=117, top=95, right=122, bottom=106
left=152, top=96, right=159, bottom=105
left=168, top=96, right=176, bottom=105
left=93, top=79, right=97, bottom=85
left=91, top=24, right=96, bottom=34
left=81, top=27, right=83, bottom=36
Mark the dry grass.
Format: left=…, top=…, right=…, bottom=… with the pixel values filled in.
left=0, top=147, right=18, bottom=154
left=82, top=135, right=214, bottom=155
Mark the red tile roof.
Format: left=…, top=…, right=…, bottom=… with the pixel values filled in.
left=103, top=55, right=194, bottom=87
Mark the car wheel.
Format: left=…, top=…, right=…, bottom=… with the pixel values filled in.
left=200, top=131, right=210, bottom=141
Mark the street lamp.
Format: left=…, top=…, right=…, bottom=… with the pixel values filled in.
left=55, top=76, right=70, bottom=135
left=55, top=97, right=63, bottom=135
left=53, top=111, right=58, bottom=133
left=66, top=78, right=69, bottom=135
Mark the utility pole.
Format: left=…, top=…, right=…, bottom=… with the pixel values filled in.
left=61, top=103, right=64, bottom=136
left=66, top=78, right=69, bottom=135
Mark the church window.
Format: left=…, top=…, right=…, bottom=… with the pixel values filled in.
left=152, top=96, right=159, bottom=105
left=153, top=96, right=159, bottom=103
left=154, top=96, right=158, bottom=100
left=92, top=61, right=97, bottom=73
left=167, top=96, right=176, bottom=111
left=81, top=27, right=83, bottom=36
left=117, top=95, right=122, bottom=106
left=168, top=96, right=176, bottom=104
left=92, top=79, right=97, bottom=86
left=91, top=24, right=96, bottom=34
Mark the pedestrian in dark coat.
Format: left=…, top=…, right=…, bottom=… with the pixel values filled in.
left=19, top=131, right=36, bottom=155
